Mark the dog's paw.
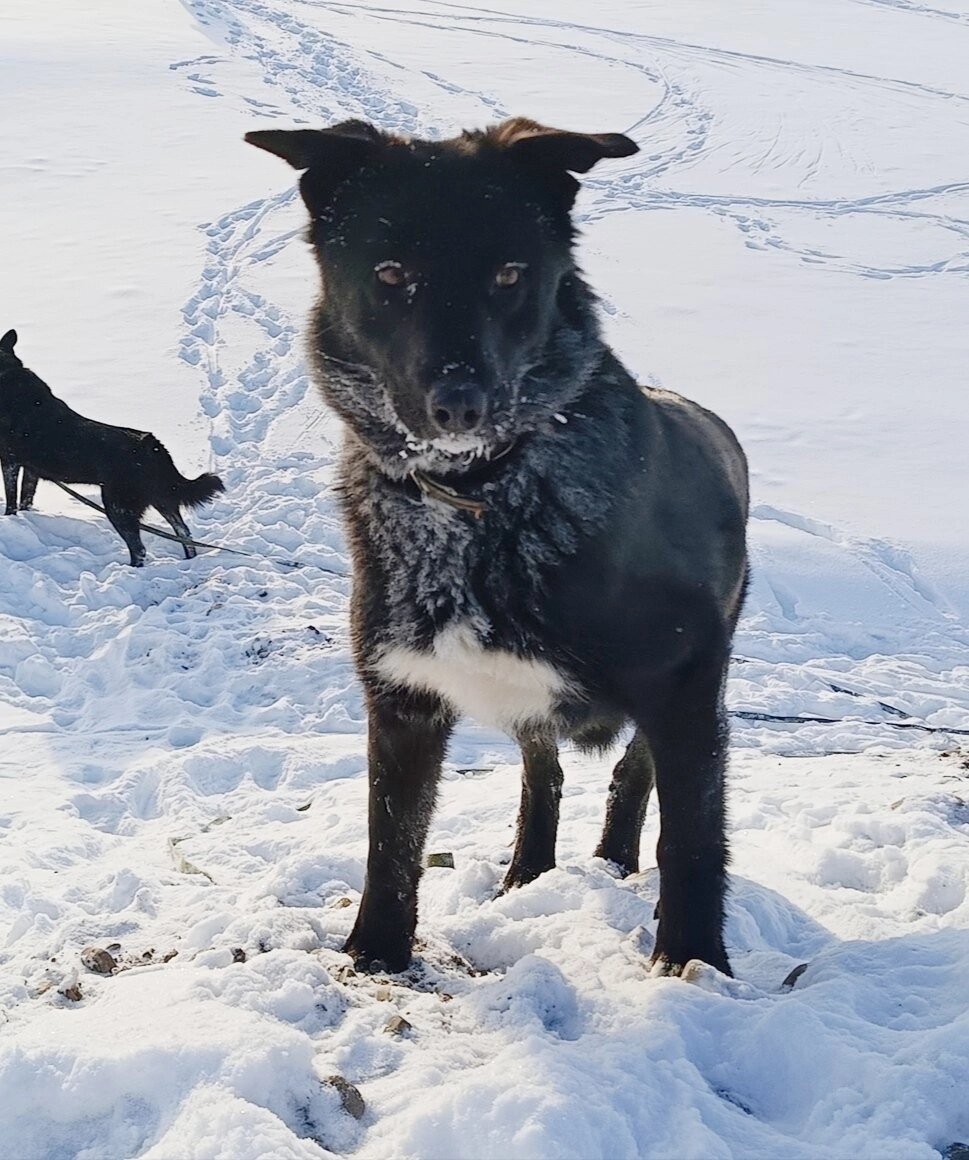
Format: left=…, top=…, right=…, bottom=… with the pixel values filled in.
left=649, top=946, right=732, bottom=979
left=343, top=936, right=413, bottom=976
left=498, top=861, right=552, bottom=894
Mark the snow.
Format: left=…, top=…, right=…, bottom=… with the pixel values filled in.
left=1, top=0, right=968, bottom=1157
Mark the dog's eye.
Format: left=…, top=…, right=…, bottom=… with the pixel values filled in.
left=375, top=262, right=406, bottom=288
left=494, top=264, right=523, bottom=288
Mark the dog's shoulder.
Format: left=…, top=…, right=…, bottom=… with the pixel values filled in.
left=638, top=383, right=748, bottom=510
left=4, top=363, right=55, bottom=404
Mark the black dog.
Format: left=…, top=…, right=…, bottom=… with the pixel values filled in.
left=0, top=330, right=224, bottom=565
left=248, top=118, right=749, bottom=976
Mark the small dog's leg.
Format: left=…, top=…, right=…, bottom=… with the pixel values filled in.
left=344, top=691, right=452, bottom=973
left=2, top=460, right=20, bottom=514
left=158, top=507, right=196, bottom=559
left=19, top=470, right=38, bottom=512
left=594, top=729, right=654, bottom=876
left=502, top=732, right=563, bottom=891
left=101, top=488, right=147, bottom=567
left=633, top=644, right=732, bottom=978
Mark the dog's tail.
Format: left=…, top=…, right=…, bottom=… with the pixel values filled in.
left=176, top=472, right=225, bottom=509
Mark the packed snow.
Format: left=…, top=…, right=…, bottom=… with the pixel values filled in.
left=1, top=0, right=968, bottom=1157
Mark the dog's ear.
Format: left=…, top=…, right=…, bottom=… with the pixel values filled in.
left=490, top=118, right=638, bottom=208
left=0, top=330, right=17, bottom=354
left=246, top=121, right=385, bottom=214
left=245, top=120, right=383, bottom=169
left=492, top=118, right=639, bottom=174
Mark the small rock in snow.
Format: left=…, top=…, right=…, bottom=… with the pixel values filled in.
left=325, top=1075, right=366, bottom=1120
left=426, top=851, right=455, bottom=868
left=384, top=1014, right=412, bottom=1036
left=80, top=946, right=117, bottom=975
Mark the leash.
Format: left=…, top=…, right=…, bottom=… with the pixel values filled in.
left=53, top=482, right=347, bottom=576
left=731, top=709, right=969, bottom=738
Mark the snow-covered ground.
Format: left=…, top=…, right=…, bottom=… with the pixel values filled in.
left=1, top=1, right=968, bottom=1157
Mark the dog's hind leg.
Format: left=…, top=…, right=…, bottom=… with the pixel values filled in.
left=101, top=487, right=147, bottom=567
left=19, top=470, right=38, bottom=512
left=2, top=460, right=20, bottom=514
left=594, top=729, right=655, bottom=876
left=157, top=507, right=196, bottom=559
left=632, top=640, right=732, bottom=978
left=344, top=689, right=453, bottom=973
left=502, top=732, right=563, bottom=891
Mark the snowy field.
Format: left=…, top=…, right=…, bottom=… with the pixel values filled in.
left=2, top=1, right=969, bottom=1156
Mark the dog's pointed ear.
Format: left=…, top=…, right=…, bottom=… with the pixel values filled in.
left=491, top=118, right=639, bottom=174
left=246, top=121, right=385, bottom=214
left=0, top=330, right=17, bottom=354
left=245, top=120, right=383, bottom=169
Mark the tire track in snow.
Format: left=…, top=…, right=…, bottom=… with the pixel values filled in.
left=752, top=503, right=958, bottom=617
left=854, top=0, right=969, bottom=26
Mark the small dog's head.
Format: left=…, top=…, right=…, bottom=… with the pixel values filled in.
left=246, top=118, right=637, bottom=474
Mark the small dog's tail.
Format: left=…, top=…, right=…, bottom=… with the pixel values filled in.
left=176, top=472, right=225, bottom=510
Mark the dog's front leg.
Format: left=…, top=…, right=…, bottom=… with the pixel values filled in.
left=344, top=689, right=452, bottom=973
left=1, top=460, right=20, bottom=514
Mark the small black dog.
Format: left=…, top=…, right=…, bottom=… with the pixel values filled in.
left=0, top=330, right=224, bottom=565
left=248, top=118, right=749, bottom=977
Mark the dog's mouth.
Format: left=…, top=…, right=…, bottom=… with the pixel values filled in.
left=427, top=432, right=493, bottom=456
left=386, top=403, right=520, bottom=477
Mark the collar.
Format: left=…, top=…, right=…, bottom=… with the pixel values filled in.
left=406, top=438, right=520, bottom=519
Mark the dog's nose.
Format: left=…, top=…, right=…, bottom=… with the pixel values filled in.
left=426, top=380, right=487, bottom=435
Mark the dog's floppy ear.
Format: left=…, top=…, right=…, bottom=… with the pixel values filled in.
left=492, top=118, right=639, bottom=173
left=0, top=329, right=17, bottom=354
left=246, top=120, right=385, bottom=213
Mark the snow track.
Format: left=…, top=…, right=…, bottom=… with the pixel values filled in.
left=2, top=1, right=969, bottom=1157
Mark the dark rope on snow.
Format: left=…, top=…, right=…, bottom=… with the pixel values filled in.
left=730, top=709, right=969, bottom=738
left=54, top=482, right=347, bottom=577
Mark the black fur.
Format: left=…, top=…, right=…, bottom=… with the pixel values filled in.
left=0, top=330, right=224, bottom=565
left=248, top=117, right=749, bottom=977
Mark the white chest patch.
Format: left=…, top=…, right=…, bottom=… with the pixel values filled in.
left=373, top=622, right=575, bottom=731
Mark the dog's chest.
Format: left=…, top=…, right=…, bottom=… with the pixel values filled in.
left=374, top=621, right=575, bottom=730
left=370, top=479, right=553, bottom=638
left=363, top=481, right=583, bottom=729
